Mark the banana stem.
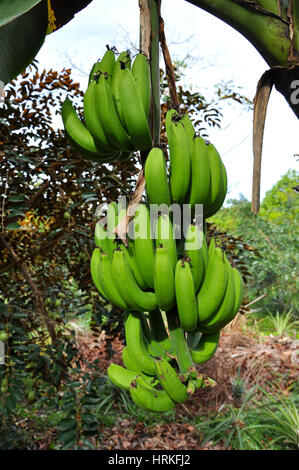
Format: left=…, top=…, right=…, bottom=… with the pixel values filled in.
left=165, top=308, right=195, bottom=377
left=147, top=0, right=161, bottom=147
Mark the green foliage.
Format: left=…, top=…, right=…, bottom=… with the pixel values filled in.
left=196, top=384, right=299, bottom=450
left=210, top=170, right=299, bottom=316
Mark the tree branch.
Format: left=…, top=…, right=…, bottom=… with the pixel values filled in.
left=159, top=13, right=180, bottom=111
left=0, top=235, right=57, bottom=343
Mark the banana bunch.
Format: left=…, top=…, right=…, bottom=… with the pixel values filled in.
left=87, top=96, right=243, bottom=411
left=91, top=200, right=243, bottom=412
left=107, top=311, right=214, bottom=412
left=144, top=109, right=227, bottom=219
left=61, top=47, right=152, bottom=163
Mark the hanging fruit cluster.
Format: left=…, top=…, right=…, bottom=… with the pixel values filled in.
left=61, top=46, right=244, bottom=413
left=61, top=47, right=152, bottom=162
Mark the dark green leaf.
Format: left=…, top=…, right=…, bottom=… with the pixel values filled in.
left=0, top=1, right=48, bottom=84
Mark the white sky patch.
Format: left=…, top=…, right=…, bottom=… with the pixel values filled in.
left=34, top=0, right=299, bottom=203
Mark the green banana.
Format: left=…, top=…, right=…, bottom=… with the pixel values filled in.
left=208, top=237, right=216, bottom=257
left=131, top=52, right=151, bottom=119
left=155, top=357, right=189, bottom=403
left=98, top=251, right=128, bottom=310
left=132, top=204, right=155, bottom=289
left=201, top=267, right=244, bottom=333
left=90, top=248, right=108, bottom=300
left=122, top=345, right=140, bottom=372
left=107, top=363, right=137, bottom=391
left=166, top=109, right=191, bottom=204
left=118, top=240, right=147, bottom=290
left=141, top=313, right=168, bottom=357
left=94, top=48, right=116, bottom=81
left=144, top=147, right=171, bottom=207
left=94, top=221, right=112, bottom=258
left=198, top=259, right=236, bottom=333
left=184, top=224, right=207, bottom=293
left=155, top=212, right=177, bottom=270
left=197, top=247, right=228, bottom=323
left=88, top=61, right=101, bottom=85
left=107, top=363, right=156, bottom=391
left=94, top=73, right=134, bottom=151
left=83, top=80, right=114, bottom=151
left=62, top=99, right=117, bottom=161
left=111, top=50, right=132, bottom=130
left=118, top=67, right=152, bottom=151
left=130, top=375, right=175, bottom=412
left=190, top=331, right=220, bottom=364
left=124, top=312, right=157, bottom=375
left=204, top=144, right=227, bottom=219
left=188, top=136, right=210, bottom=211
left=112, top=249, right=157, bottom=312
left=153, top=244, right=176, bottom=312
left=88, top=48, right=116, bottom=85
left=175, top=258, right=198, bottom=332
left=180, top=112, right=196, bottom=142
left=148, top=308, right=172, bottom=353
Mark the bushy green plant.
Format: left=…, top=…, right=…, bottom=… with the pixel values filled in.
left=210, top=170, right=299, bottom=316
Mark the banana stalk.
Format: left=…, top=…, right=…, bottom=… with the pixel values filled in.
left=165, top=309, right=195, bottom=378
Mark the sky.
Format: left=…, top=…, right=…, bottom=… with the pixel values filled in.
left=34, top=0, right=299, bottom=204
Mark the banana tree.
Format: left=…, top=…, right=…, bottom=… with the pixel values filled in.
left=1, top=0, right=298, bottom=214
left=186, top=0, right=299, bottom=213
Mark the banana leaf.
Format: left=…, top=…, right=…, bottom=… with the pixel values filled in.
left=0, top=0, right=48, bottom=84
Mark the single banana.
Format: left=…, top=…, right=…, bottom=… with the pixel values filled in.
left=184, top=224, right=207, bottom=293
left=98, top=251, right=128, bottom=310
left=188, top=136, right=210, bottom=211
left=125, top=312, right=157, bottom=375
left=118, top=240, right=148, bottom=290
left=204, top=144, right=227, bottom=219
left=180, top=112, right=196, bottom=142
left=107, top=363, right=156, bottom=391
left=202, top=267, right=243, bottom=333
left=61, top=99, right=117, bottom=161
left=190, top=331, right=220, bottom=364
left=83, top=80, right=113, bottom=151
left=144, top=147, right=171, bottom=207
left=141, top=313, right=168, bottom=358
left=90, top=248, right=108, bottom=300
left=175, top=258, right=198, bottom=332
left=118, top=67, right=152, bottom=151
left=94, top=221, right=112, bottom=258
left=148, top=308, right=172, bottom=353
left=198, top=259, right=236, bottom=333
left=155, top=212, right=177, bottom=270
left=154, top=244, right=176, bottom=312
left=88, top=47, right=116, bottom=85
left=93, top=48, right=116, bottom=81
left=111, top=50, right=132, bottom=130
left=130, top=376, right=175, bottom=412
left=112, top=249, right=157, bottom=312
left=197, top=247, right=228, bottom=323
left=166, top=109, right=191, bottom=204
left=107, top=363, right=138, bottom=391
left=131, top=52, right=151, bottom=119
left=155, top=357, right=189, bottom=403
left=94, top=73, right=134, bottom=151
left=132, top=204, right=155, bottom=289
